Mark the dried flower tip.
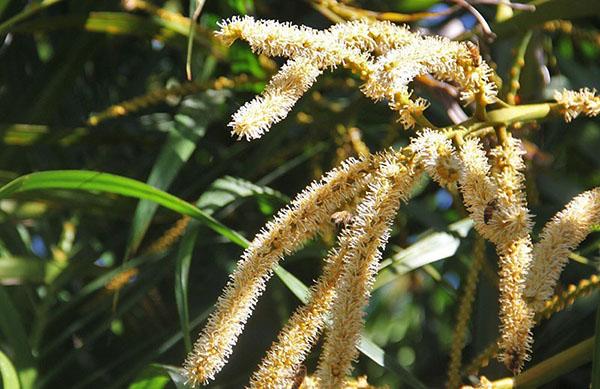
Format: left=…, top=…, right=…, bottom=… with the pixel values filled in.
left=229, top=58, right=321, bottom=140
left=554, top=88, right=600, bottom=122
left=183, top=156, right=375, bottom=385
left=525, top=187, right=600, bottom=311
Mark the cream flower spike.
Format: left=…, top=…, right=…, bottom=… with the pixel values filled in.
left=216, top=16, right=365, bottom=69
left=216, top=16, right=496, bottom=137
left=317, top=153, right=420, bottom=388
left=361, top=37, right=496, bottom=126
left=455, top=137, right=535, bottom=372
left=183, top=155, right=376, bottom=385
left=455, top=138, right=499, bottom=241
left=554, top=88, right=600, bottom=122
left=249, top=223, right=354, bottom=388
left=525, top=187, right=600, bottom=312
left=229, top=57, right=322, bottom=140
left=409, top=129, right=460, bottom=189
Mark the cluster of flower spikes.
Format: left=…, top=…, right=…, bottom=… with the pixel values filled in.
left=183, top=17, right=600, bottom=388
left=215, top=16, right=497, bottom=140
left=183, top=144, right=423, bottom=388
left=412, top=130, right=536, bottom=372
left=410, top=129, right=600, bottom=374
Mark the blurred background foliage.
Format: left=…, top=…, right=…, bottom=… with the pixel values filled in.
left=0, top=0, right=599, bottom=388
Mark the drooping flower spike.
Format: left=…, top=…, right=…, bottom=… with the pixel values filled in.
left=184, top=155, right=376, bottom=385
left=248, top=237, right=352, bottom=388
left=525, top=187, right=600, bottom=311
left=249, top=150, right=418, bottom=388
left=413, top=131, right=535, bottom=372
left=487, top=136, right=535, bottom=373
left=229, top=57, right=322, bottom=140
left=317, top=153, right=420, bottom=388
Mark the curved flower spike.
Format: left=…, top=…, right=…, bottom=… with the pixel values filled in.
left=487, top=136, right=535, bottom=373
left=525, top=187, right=600, bottom=311
left=317, top=153, right=420, bottom=388
left=183, top=155, right=376, bottom=385
left=249, top=231, right=352, bottom=388
left=454, top=137, right=535, bottom=373
left=229, top=57, right=322, bottom=140
left=217, top=17, right=496, bottom=137
left=216, top=16, right=362, bottom=69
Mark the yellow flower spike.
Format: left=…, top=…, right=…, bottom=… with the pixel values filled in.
left=316, top=154, right=420, bottom=388
left=215, top=16, right=364, bottom=69
left=525, top=187, right=600, bottom=311
left=496, top=238, right=535, bottom=374
left=216, top=17, right=497, bottom=137
left=453, top=136, right=536, bottom=373
left=183, top=155, right=376, bottom=385
left=249, top=229, right=353, bottom=388
left=229, top=57, right=322, bottom=140
left=455, top=138, right=499, bottom=242
left=488, top=135, right=536, bottom=372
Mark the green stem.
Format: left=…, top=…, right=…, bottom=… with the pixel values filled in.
left=446, top=102, right=559, bottom=135
left=506, top=31, right=533, bottom=104
left=496, top=126, right=508, bottom=145
left=414, top=113, right=438, bottom=130
left=485, top=103, right=557, bottom=124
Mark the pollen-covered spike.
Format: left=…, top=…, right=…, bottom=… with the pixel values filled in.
left=455, top=138, right=499, bottom=242
left=183, top=155, right=376, bottom=386
left=360, top=36, right=496, bottom=128
left=215, top=16, right=363, bottom=69
left=409, top=128, right=460, bottom=188
left=316, top=155, right=419, bottom=388
left=229, top=57, right=322, bottom=141
left=218, top=17, right=497, bottom=133
left=248, top=232, right=353, bottom=388
left=453, top=136, right=536, bottom=373
left=525, top=187, right=600, bottom=311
